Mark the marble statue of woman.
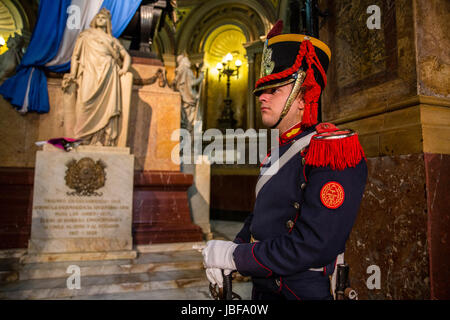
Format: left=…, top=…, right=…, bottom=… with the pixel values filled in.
left=173, top=54, right=204, bottom=132
left=62, top=8, right=131, bottom=146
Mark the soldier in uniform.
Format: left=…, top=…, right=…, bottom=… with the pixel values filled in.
left=202, top=21, right=368, bottom=300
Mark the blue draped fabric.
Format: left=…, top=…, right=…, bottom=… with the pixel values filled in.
left=102, top=0, right=142, bottom=37
left=0, top=0, right=71, bottom=113
left=0, top=0, right=142, bottom=114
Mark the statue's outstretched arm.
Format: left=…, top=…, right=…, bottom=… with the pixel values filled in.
left=191, top=72, right=205, bottom=86
left=119, top=47, right=131, bottom=76
left=62, top=38, right=82, bottom=90
left=69, top=39, right=82, bottom=78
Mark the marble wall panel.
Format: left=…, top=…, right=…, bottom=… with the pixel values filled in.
left=210, top=172, right=258, bottom=213
left=0, top=168, right=33, bottom=249
left=133, top=171, right=203, bottom=244
left=127, top=62, right=181, bottom=172
left=0, top=96, right=40, bottom=168
left=421, top=104, right=450, bottom=155
left=415, top=0, right=450, bottom=97
left=346, top=154, right=430, bottom=299
left=321, top=0, right=417, bottom=122
left=128, top=85, right=181, bottom=171
left=424, top=153, right=450, bottom=299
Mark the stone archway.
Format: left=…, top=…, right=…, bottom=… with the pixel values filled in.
left=171, top=1, right=276, bottom=129
left=202, top=24, right=249, bottom=129
left=153, top=1, right=277, bottom=129
left=176, top=0, right=276, bottom=56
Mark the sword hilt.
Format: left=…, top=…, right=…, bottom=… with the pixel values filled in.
left=223, top=271, right=233, bottom=300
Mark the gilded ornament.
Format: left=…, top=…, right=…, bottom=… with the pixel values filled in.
left=65, top=157, right=107, bottom=197
left=260, top=42, right=275, bottom=77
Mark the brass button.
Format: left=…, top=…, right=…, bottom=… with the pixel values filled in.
left=286, top=220, right=295, bottom=229
left=301, top=182, right=307, bottom=190
left=302, top=158, right=306, bottom=165
left=293, top=202, right=300, bottom=209
left=275, top=279, right=281, bottom=287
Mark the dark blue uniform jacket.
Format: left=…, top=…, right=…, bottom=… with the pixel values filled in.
left=233, top=125, right=368, bottom=300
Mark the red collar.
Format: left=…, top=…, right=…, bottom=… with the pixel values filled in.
left=279, top=122, right=303, bottom=145
left=260, top=122, right=304, bottom=167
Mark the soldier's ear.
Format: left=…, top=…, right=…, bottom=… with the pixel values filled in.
left=296, top=89, right=306, bottom=110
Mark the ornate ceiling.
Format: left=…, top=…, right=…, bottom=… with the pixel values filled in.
left=156, top=0, right=278, bottom=56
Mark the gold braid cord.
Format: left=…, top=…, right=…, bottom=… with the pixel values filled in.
left=280, top=70, right=306, bottom=120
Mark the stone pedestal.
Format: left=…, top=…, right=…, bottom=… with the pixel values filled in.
left=21, top=145, right=136, bottom=263
left=132, top=171, right=203, bottom=244
left=0, top=58, right=203, bottom=249
left=128, top=57, right=203, bottom=244
left=182, top=156, right=213, bottom=240
left=128, top=58, right=182, bottom=171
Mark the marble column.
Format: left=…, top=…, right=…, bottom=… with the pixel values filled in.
left=244, top=40, right=264, bottom=129
left=245, top=54, right=255, bottom=129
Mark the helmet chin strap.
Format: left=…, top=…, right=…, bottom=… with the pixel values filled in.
left=270, top=71, right=307, bottom=129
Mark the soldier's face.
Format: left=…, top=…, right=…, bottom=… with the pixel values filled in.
left=258, top=84, right=304, bottom=129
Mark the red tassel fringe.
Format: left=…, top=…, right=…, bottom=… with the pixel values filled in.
left=300, top=41, right=327, bottom=128
left=300, top=68, right=321, bottom=128
left=305, top=134, right=366, bottom=171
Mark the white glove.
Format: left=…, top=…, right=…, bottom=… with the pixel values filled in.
left=205, top=268, right=233, bottom=288
left=202, top=240, right=237, bottom=270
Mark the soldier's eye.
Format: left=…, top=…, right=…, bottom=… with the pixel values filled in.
left=272, top=87, right=282, bottom=94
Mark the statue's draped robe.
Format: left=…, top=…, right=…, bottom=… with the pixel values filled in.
left=175, top=63, right=201, bottom=130
left=73, top=28, right=123, bottom=145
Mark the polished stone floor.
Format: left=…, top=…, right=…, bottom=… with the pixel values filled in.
left=0, top=220, right=252, bottom=300
left=210, top=219, right=245, bottom=241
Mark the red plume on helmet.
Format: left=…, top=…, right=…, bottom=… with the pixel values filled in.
left=266, top=20, right=284, bottom=39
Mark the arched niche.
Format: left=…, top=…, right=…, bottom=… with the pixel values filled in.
left=0, top=0, right=29, bottom=54
left=153, top=0, right=277, bottom=129
left=176, top=0, right=276, bottom=56
left=173, top=1, right=276, bottom=130
left=202, top=24, right=249, bottom=129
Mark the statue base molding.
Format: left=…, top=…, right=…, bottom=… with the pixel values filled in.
left=133, top=170, right=203, bottom=244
